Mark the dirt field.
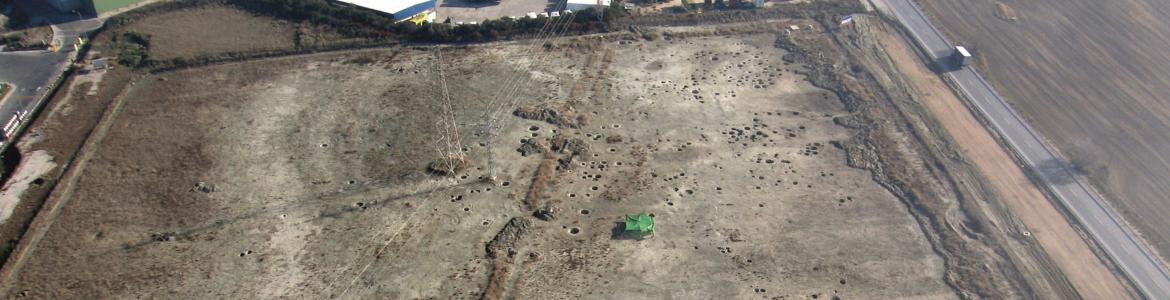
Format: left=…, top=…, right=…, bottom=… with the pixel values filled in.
left=115, top=5, right=339, bottom=60
left=917, top=0, right=1170, bottom=264
left=0, top=26, right=972, bottom=298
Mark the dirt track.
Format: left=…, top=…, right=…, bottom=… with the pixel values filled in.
left=872, top=17, right=1131, bottom=299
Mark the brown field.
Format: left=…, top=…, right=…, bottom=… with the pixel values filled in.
left=116, top=5, right=340, bottom=60
left=917, top=0, right=1170, bottom=265
left=0, top=24, right=982, bottom=298
left=0, top=2, right=1100, bottom=298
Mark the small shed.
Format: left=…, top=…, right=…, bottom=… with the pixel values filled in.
left=92, top=58, right=109, bottom=70
left=624, top=213, right=655, bottom=237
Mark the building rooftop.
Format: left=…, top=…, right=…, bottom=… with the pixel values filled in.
left=336, top=0, right=435, bottom=21
left=566, top=0, right=611, bottom=6
left=956, top=46, right=972, bottom=57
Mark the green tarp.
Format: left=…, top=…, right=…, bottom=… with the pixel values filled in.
left=624, top=213, right=654, bottom=234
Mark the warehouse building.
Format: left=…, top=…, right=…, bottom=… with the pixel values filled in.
left=333, top=0, right=437, bottom=23
left=565, top=0, right=612, bottom=11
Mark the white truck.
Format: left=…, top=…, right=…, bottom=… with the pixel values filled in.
left=952, top=46, right=973, bottom=67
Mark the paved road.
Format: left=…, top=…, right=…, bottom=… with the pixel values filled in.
left=0, top=50, right=68, bottom=133
left=0, top=14, right=102, bottom=148
left=875, top=0, right=1170, bottom=299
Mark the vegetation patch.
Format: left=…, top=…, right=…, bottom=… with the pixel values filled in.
left=0, top=26, right=52, bottom=51
left=994, top=2, right=1018, bottom=22
left=110, top=31, right=151, bottom=68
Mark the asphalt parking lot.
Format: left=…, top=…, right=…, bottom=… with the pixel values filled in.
left=0, top=50, right=68, bottom=127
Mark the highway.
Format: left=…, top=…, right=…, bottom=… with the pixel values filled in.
left=874, top=0, right=1170, bottom=298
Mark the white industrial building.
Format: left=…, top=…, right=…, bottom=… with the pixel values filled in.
left=565, top=0, right=611, bottom=11
left=334, top=0, right=437, bottom=22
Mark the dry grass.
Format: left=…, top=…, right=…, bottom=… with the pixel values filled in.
left=116, top=5, right=335, bottom=60
left=480, top=262, right=514, bottom=300
left=513, top=103, right=589, bottom=129
left=427, top=156, right=471, bottom=176
left=4, top=24, right=974, bottom=299
left=523, top=159, right=558, bottom=210
left=994, top=2, right=1018, bottom=22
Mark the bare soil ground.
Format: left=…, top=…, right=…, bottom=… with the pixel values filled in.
left=918, top=0, right=1170, bottom=265
left=1, top=28, right=967, bottom=299
left=0, top=150, right=53, bottom=225
left=870, top=17, right=1130, bottom=299
left=437, top=0, right=551, bottom=23
left=116, top=5, right=339, bottom=60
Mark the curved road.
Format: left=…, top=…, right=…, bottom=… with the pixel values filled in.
left=874, top=0, right=1170, bottom=298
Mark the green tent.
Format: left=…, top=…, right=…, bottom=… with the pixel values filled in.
left=624, top=213, right=655, bottom=236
